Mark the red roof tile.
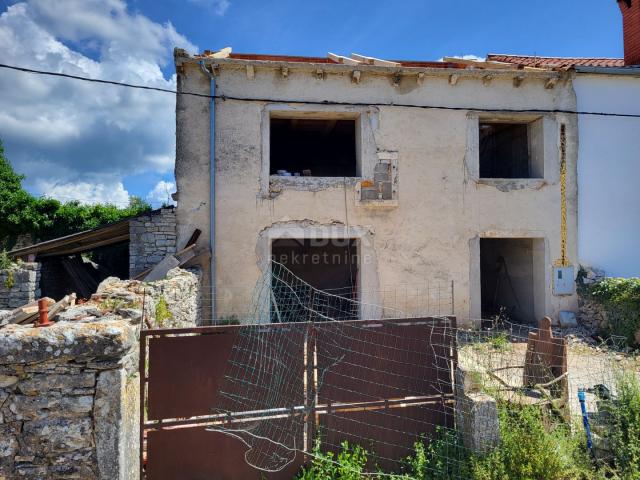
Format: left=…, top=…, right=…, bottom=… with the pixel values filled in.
left=487, top=54, right=625, bottom=69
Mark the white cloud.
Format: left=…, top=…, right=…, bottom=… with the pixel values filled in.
left=37, top=179, right=131, bottom=205
left=0, top=1, right=197, bottom=201
left=146, top=180, right=176, bottom=206
left=188, top=0, right=230, bottom=16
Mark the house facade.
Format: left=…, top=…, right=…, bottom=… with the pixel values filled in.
left=173, top=50, right=579, bottom=326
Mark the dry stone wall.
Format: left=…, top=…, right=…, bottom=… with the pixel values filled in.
left=129, top=207, right=177, bottom=278
left=92, top=267, right=201, bottom=327
left=0, top=320, right=139, bottom=480
left=0, top=263, right=41, bottom=310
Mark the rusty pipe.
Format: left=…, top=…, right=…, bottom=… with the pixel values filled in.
left=37, top=298, right=51, bottom=327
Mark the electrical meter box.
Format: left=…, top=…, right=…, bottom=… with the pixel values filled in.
left=553, top=265, right=574, bottom=295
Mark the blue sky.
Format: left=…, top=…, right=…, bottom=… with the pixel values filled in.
left=0, top=0, right=624, bottom=207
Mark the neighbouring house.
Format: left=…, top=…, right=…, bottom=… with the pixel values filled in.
left=487, top=0, right=640, bottom=278
left=4, top=207, right=179, bottom=305
left=173, top=47, right=581, bottom=326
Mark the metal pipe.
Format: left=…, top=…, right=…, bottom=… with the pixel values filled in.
left=37, top=298, right=51, bottom=327
left=199, top=61, right=217, bottom=322
left=578, top=389, right=593, bottom=453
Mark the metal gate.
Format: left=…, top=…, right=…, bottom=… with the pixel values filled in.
left=140, top=317, right=457, bottom=479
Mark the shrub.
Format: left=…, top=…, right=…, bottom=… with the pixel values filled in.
left=584, top=277, right=640, bottom=347
left=600, top=372, right=640, bottom=478
left=0, top=250, right=13, bottom=270
left=297, top=439, right=368, bottom=480
left=403, top=427, right=471, bottom=480
left=471, top=403, right=595, bottom=480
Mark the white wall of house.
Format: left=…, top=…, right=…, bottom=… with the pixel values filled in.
left=574, top=73, right=640, bottom=277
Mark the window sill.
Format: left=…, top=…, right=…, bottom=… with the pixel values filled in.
left=476, top=178, right=547, bottom=192
left=269, top=175, right=360, bottom=191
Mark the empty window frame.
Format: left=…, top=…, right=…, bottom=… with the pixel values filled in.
left=270, top=117, right=358, bottom=177
left=479, top=120, right=544, bottom=179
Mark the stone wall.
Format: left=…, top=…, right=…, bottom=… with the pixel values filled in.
left=129, top=207, right=177, bottom=278
left=454, top=366, right=500, bottom=454
left=92, top=267, right=201, bottom=327
left=0, top=263, right=41, bottom=310
left=0, top=319, right=139, bottom=479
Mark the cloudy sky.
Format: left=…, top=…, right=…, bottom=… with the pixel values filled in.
left=0, top=0, right=623, bottom=207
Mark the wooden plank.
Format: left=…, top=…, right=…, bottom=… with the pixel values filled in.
left=350, top=53, right=400, bottom=68
left=441, top=57, right=515, bottom=69
left=327, top=52, right=361, bottom=66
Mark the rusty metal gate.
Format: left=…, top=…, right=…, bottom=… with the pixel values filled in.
left=140, top=317, right=457, bottom=479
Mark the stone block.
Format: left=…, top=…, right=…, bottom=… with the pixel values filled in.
left=9, top=395, right=94, bottom=421
left=18, top=373, right=95, bottom=395
left=454, top=367, right=500, bottom=454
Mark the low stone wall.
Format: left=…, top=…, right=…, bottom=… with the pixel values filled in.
left=0, top=263, right=41, bottom=310
left=0, top=319, right=139, bottom=479
left=91, top=267, right=201, bottom=327
left=129, top=207, right=177, bottom=278
left=454, top=366, right=500, bottom=454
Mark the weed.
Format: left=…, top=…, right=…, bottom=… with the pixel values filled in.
left=154, top=295, right=173, bottom=327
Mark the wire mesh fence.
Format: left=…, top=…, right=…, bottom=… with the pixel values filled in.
left=189, top=261, right=639, bottom=478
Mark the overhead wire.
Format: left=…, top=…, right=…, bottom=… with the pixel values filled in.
left=1, top=63, right=640, bottom=119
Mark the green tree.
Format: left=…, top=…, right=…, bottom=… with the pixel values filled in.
left=0, top=139, right=152, bottom=249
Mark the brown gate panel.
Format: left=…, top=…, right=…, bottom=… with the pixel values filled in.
left=314, top=318, right=456, bottom=471
left=142, top=318, right=457, bottom=478
left=147, top=330, right=238, bottom=420
left=320, top=405, right=453, bottom=471
left=146, top=427, right=304, bottom=480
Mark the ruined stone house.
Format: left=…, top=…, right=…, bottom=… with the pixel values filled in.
left=173, top=49, right=580, bottom=326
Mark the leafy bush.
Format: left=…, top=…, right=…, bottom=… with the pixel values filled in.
left=297, top=439, right=368, bottom=480
left=600, top=372, right=640, bottom=478
left=471, top=403, right=595, bottom=480
left=584, top=277, right=640, bottom=346
left=0, top=250, right=13, bottom=270
left=403, top=427, right=471, bottom=480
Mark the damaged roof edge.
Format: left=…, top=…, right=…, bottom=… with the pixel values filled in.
left=174, top=50, right=563, bottom=79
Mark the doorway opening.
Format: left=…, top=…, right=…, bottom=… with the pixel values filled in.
left=480, top=238, right=544, bottom=325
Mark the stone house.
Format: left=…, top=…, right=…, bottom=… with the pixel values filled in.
left=173, top=49, right=580, bottom=326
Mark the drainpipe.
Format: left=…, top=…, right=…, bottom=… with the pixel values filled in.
left=199, top=60, right=217, bottom=322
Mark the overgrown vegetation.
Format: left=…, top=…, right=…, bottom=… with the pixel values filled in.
left=0, top=139, right=151, bottom=249
left=297, top=396, right=640, bottom=479
left=297, top=439, right=368, bottom=480
left=581, top=272, right=640, bottom=347
left=600, top=372, right=640, bottom=478
left=470, top=404, right=595, bottom=480
left=0, top=250, right=14, bottom=270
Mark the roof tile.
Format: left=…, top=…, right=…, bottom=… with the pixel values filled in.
left=487, top=54, right=624, bottom=68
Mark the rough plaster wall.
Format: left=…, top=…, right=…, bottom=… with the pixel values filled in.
left=175, top=64, right=579, bottom=324
left=175, top=63, right=212, bottom=320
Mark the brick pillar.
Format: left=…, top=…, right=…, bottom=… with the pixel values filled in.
left=618, top=0, right=640, bottom=65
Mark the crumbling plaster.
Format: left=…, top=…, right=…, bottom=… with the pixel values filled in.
left=174, top=58, right=578, bottom=324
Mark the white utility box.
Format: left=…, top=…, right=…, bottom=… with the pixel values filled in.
left=553, top=265, right=574, bottom=295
